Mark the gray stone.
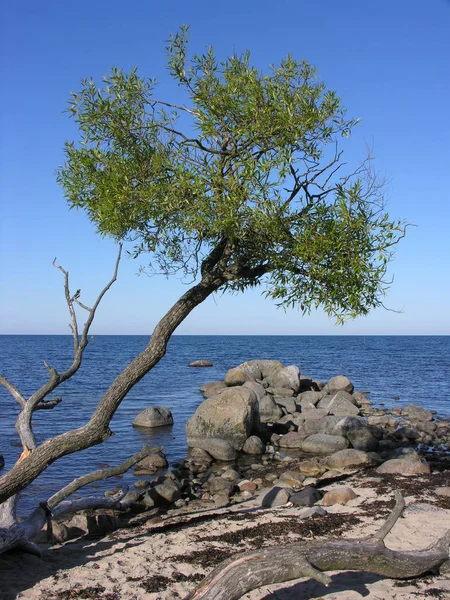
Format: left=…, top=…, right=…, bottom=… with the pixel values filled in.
left=325, top=375, right=354, bottom=394
left=274, top=396, right=297, bottom=414
left=290, top=487, right=322, bottom=507
left=186, top=386, right=257, bottom=450
left=298, top=506, right=328, bottom=518
left=241, top=359, right=284, bottom=379
left=297, top=391, right=324, bottom=408
left=209, top=476, right=235, bottom=496
left=376, top=459, right=431, bottom=475
left=187, top=437, right=237, bottom=461
left=243, top=435, right=265, bottom=454
left=390, top=447, right=421, bottom=461
left=318, top=391, right=359, bottom=416
left=325, top=449, right=375, bottom=471
left=225, top=367, right=251, bottom=386
left=413, top=421, right=437, bottom=435
left=302, top=434, right=349, bottom=455
left=200, top=381, right=227, bottom=398
left=144, top=478, right=182, bottom=507
left=267, top=387, right=295, bottom=397
left=258, top=394, right=283, bottom=423
left=243, top=381, right=267, bottom=400
left=133, top=406, right=173, bottom=428
left=265, top=365, right=301, bottom=393
left=221, top=467, right=241, bottom=482
left=134, top=451, right=168, bottom=475
left=277, top=431, right=308, bottom=448
left=189, top=360, right=213, bottom=367
left=260, top=486, right=292, bottom=507
left=403, top=404, right=433, bottom=422
left=332, top=417, right=379, bottom=452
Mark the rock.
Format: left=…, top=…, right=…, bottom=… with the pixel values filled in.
left=368, top=415, right=397, bottom=428
left=133, top=406, right=173, bottom=428
left=298, top=506, right=328, bottom=518
left=258, top=395, right=283, bottom=423
left=189, top=360, right=213, bottom=367
left=144, top=478, right=182, bottom=507
left=299, top=459, right=326, bottom=477
left=186, top=386, right=257, bottom=450
left=302, top=434, right=349, bottom=455
left=238, top=480, right=258, bottom=492
left=413, top=421, right=437, bottom=435
left=185, top=447, right=214, bottom=470
left=134, top=479, right=150, bottom=490
left=403, top=404, right=433, bottom=422
left=277, top=431, right=308, bottom=448
left=325, top=375, right=354, bottom=394
left=221, top=467, right=241, bottom=482
left=200, top=381, right=227, bottom=397
left=243, top=435, right=265, bottom=454
left=243, top=381, right=267, bottom=400
left=376, top=459, right=431, bottom=475
left=265, top=366, right=301, bottom=393
left=332, top=417, right=379, bottom=452
left=278, top=472, right=304, bottom=488
left=213, top=492, right=230, bottom=508
left=208, top=476, right=235, bottom=496
left=390, top=447, right=421, bottom=461
left=290, top=487, right=322, bottom=507
left=187, top=437, right=237, bottom=461
left=274, top=396, right=297, bottom=414
left=325, top=449, right=375, bottom=471
left=225, top=367, right=251, bottom=386
left=393, top=427, right=421, bottom=442
left=241, top=359, right=284, bottom=379
left=260, top=486, right=292, bottom=507
left=297, top=391, right=324, bottom=408
left=134, top=451, right=168, bottom=474
left=318, top=391, right=359, bottom=417
left=435, top=487, right=450, bottom=497
left=322, top=486, right=357, bottom=506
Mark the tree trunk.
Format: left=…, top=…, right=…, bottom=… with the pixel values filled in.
left=0, top=274, right=223, bottom=504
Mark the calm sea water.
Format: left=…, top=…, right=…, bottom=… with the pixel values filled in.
left=0, top=335, right=449, bottom=514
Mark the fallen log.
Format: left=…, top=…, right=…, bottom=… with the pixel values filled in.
left=185, top=491, right=450, bottom=600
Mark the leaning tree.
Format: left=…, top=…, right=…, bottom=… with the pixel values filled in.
left=1, top=28, right=407, bottom=556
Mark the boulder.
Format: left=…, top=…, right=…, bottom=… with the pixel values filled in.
left=243, top=435, right=265, bottom=455
left=260, top=486, right=292, bottom=507
left=265, top=366, right=301, bottom=393
left=274, top=396, right=297, bottom=414
left=144, top=478, right=182, bottom=507
left=332, top=417, right=379, bottom=452
left=325, top=449, right=375, bottom=471
left=322, top=486, right=357, bottom=506
left=134, top=451, right=168, bottom=475
left=243, top=381, right=267, bottom=400
left=299, top=459, right=326, bottom=477
left=277, top=472, right=304, bottom=488
left=241, top=359, right=283, bottom=379
left=414, top=421, right=437, bottom=435
left=277, top=431, right=307, bottom=448
left=258, top=395, right=283, bottom=423
left=221, top=467, right=241, bottom=482
left=376, top=459, right=431, bottom=475
left=318, top=391, right=359, bottom=417
left=390, top=447, right=421, bottom=461
left=186, top=437, right=237, bottom=461
left=297, top=391, right=324, bottom=408
left=403, top=404, right=433, bottom=422
left=225, top=367, right=251, bottom=386
left=185, top=447, right=214, bottom=472
left=267, top=387, right=295, bottom=397
left=325, top=375, right=354, bottom=394
left=208, top=476, right=235, bottom=496
left=300, top=415, right=342, bottom=436
left=133, top=406, right=173, bottom=428
left=189, top=360, right=213, bottom=367
left=186, top=387, right=257, bottom=450
left=238, top=480, right=258, bottom=492
left=290, top=487, right=322, bottom=507
left=200, top=381, right=227, bottom=398
left=302, top=434, right=349, bottom=455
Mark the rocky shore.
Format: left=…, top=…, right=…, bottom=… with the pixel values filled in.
left=1, top=359, right=450, bottom=600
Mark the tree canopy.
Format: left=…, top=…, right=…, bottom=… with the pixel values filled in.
left=58, top=25, right=405, bottom=322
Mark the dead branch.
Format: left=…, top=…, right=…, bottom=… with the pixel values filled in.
left=184, top=492, right=450, bottom=600
left=0, top=376, right=26, bottom=408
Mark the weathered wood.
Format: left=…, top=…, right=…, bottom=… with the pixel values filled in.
left=185, top=493, right=450, bottom=600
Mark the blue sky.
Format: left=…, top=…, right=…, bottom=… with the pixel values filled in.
left=0, top=0, right=449, bottom=335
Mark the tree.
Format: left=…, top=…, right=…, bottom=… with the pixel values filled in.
left=0, top=27, right=406, bottom=554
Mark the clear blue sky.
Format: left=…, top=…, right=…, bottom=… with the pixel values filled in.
left=1, top=0, right=449, bottom=335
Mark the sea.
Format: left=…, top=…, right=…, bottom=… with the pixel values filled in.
left=0, top=335, right=449, bottom=515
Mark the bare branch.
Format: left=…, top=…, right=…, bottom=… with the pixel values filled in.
left=0, top=376, right=25, bottom=408
left=47, top=445, right=161, bottom=509
left=373, top=490, right=405, bottom=542
left=35, top=397, right=63, bottom=411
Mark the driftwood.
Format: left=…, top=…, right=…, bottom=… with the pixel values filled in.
left=185, top=492, right=450, bottom=600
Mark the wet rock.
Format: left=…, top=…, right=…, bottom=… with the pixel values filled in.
left=133, top=406, right=173, bottom=428
left=187, top=437, right=237, bottom=461
left=134, top=480, right=150, bottom=490
left=325, top=449, right=375, bottom=471
left=290, top=487, right=322, bottom=507
left=260, top=486, right=292, bottom=507
left=376, top=459, right=431, bottom=475
left=189, top=360, right=213, bottom=367
left=185, top=447, right=214, bottom=473
left=325, top=375, right=354, bottom=394
left=243, top=435, right=265, bottom=454
left=322, top=486, right=357, bottom=506
left=134, top=451, right=168, bottom=475
left=302, top=433, right=349, bottom=455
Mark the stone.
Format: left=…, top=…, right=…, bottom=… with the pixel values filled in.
left=390, top=448, right=421, bottom=461
left=325, top=449, right=375, bottom=471
left=243, top=435, right=265, bottom=454
left=225, top=367, right=251, bottom=386
left=241, top=359, right=284, bottom=379
left=134, top=451, right=168, bottom=475
left=277, top=431, right=308, bottom=448
left=187, top=437, right=237, bottom=461
left=267, top=387, right=295, bottom=397
left=186, top=386, right=257, bottom=450
left=238, top=479, right=258, bottom=491
left=403, top=404, right=433, bottom=422
left=297, top=391, right=324, bottom=408
left=325, top=375, right=354, bottom=394
left=299, top=459, right=326, bottom=477
left=200, top=381, right=227, bottom=398
left=319, top=391, right=360, bottom=417
left=331, top=417, right=379, bottom=452
left=133, top=406, right=173, bottom=428
left=221, top=467, right=241, bottom=482
left=368, top=415, right=397, bottom=428
left=208, top=476, right=235, bottom=496
left=260, top=486, right=292, bottom=507
left=243, top=381, right=267, bottom=400
left=189, top=360, right=213, bottom=367
left=144, top=478, right=182, bottom=507
left=258, top=394, right=283, bottom=423
left=290, top=487, right=322, bottom=507
left=298, top=506, right=328, bottom=518
left=274, top=396, right=297, bottom=414
left=435, top=487, right=450, bottom=498
left=413, top=421, right=437, bottom=435
left=213, top=492, right=230, bottom=508
left=302, top=434, right=349, bottom=455
left=278, top=471, right=304, bottom=488
left=300, top=416, right=342, bottom=436
left=322, top=486, right=357, bottom=506
left=394, top=427, right=421, bottom=441
left=376, top=459, right=431, bottom=475
left=134, top=479, right=150, bottom=490
left=265, top=366, right=301, bottom=393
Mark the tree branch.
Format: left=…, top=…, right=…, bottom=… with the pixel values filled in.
left=0, top=376, right=25, bottom=408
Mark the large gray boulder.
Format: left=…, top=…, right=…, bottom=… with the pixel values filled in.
left=265, top=365, right=301, bottom=393
left=224, top=367, right=251, bottom=386
left=302, top=433, right=349, bottom=455
left=241, top=359, right=284, bottom=379
left=274, top=396, right=297, bottom=414
left=258, top=394, right=283, bottom=423
left=200, top=381, right=227, bottom=398
left=403, top=404, right=433, bottom=422
left=325, top=449, right=375, bottom=470
left=243, top=380, right=267, bottom=400
left=186, top=437, right=237, bottom=461
left=325, top=375, right=354, bottom=394
left=134, top=451, right=168, bottom=475
left=186, top=387, right=257, bottom=450
left=376, top=459, right=431, bottom=475
left=133, top=406, right=173, bottom=428
left=243, top=435, right=265, bottom=454
left=318, top=391, right=360, bottom=417
left=332, top=416, right=379, bottom=452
